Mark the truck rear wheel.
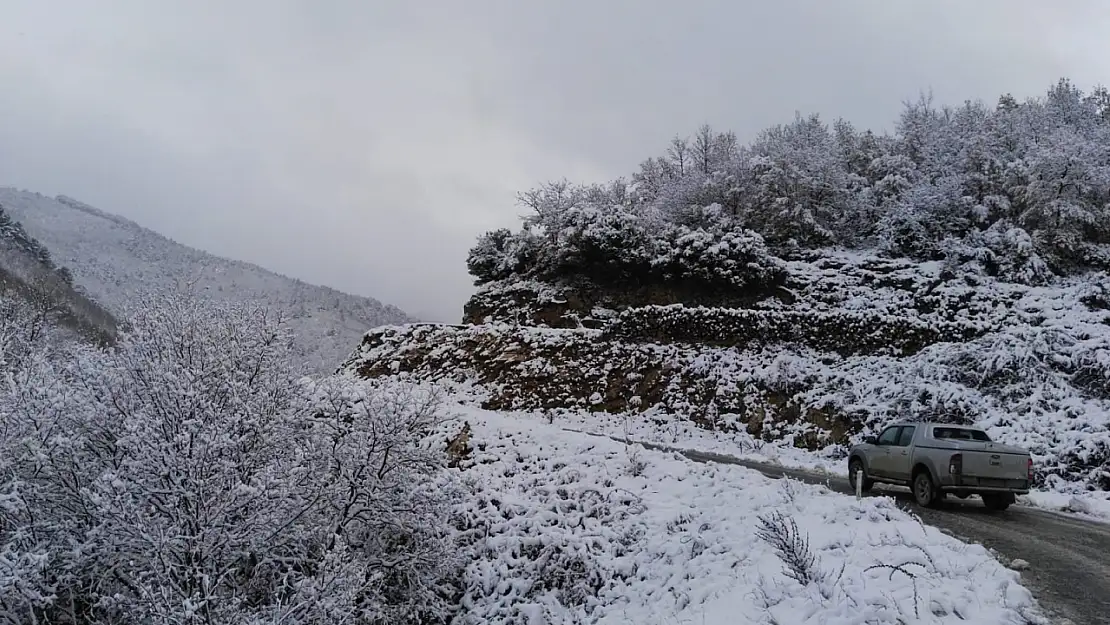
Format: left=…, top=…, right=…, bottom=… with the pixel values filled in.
left=913, top=470, right=939, bottom=508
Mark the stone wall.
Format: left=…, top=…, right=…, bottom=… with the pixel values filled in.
left=344, top=323, right=865, bottom=450
left=606, top=304, right=988, bottom=356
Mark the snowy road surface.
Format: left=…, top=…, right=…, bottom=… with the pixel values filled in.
left=625, top=438, right=1110, bottom=625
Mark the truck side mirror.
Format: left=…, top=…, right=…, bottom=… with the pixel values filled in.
left=864, top=436, right=878, bottom=445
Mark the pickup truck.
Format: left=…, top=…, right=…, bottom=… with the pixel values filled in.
left=847, top=421, right=1033, bottom=510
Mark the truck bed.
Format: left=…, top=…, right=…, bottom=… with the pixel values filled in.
left=925, top=438, right=1030, bottom=489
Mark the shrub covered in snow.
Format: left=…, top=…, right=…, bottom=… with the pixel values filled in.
left=466, top=189, right=786, bottom=296
left=466, top=228, right=538, bottom=285
left=925, top=221, right=1056, bottom=287
left=0, top=294, right=462, bottom=625
left=648, top=225, right=786, bottom=289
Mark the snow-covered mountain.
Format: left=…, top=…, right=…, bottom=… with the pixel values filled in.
left=0, top=187, right=414, bottom=371
left=0, top=200, right=118, bottom=345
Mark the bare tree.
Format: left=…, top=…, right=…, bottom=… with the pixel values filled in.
left=667, top=136, right=690, bottom=177
left=692, top=124, right=715, bottom=174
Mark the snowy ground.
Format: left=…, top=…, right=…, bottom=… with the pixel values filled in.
left=439, top=398, right=1045, bottom=624
left=560, top=407, right=1110, bottom=525
left=445, top=392, right=1110, bottom=526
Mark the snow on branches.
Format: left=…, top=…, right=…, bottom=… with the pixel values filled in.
left=0, top=293, right=461, bottom=625
left=469, top=78, right=1110, bottom=290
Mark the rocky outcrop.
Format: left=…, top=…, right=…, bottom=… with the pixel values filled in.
left=344, top=249, right=1110, bottom=490
left=343, top=323, right=865, bottom=451
left=461, top=279, right=794, bottom=329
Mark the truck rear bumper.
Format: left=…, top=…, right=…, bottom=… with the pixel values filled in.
left=942, top=475, right=1029, bottom=492
left=940, top=484, right=1029, bottom=495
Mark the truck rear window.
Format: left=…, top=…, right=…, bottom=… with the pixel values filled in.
left=933, top=427, right=991, bottom=441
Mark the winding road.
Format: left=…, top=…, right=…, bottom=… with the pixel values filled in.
left=574, top=430, right=1110, bottom=625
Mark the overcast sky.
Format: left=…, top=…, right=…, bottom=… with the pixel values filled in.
left=1, top=1, right=1108, bottom=321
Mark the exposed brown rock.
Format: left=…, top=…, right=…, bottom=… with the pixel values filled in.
left=446, top=421, right=472, bottom=469
left=344, top=323, right=865, bottom=448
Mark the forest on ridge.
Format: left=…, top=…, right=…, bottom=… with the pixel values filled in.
left=470, top=78, right=1110, bottom=291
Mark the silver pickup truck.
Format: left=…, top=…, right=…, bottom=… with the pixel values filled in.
left=847, top=421, right=1033, bottom=510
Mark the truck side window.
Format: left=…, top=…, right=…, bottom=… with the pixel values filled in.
left=877, top=427, right=900, bottom=445
left=933, top=427, right=991, bottom=442
left=896, top=426, right=916, bottom=446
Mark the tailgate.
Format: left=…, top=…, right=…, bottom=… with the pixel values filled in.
left=962, top=450, right=1028, bottom=481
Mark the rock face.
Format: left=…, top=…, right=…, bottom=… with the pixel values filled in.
left=345, top=322, right=861, bottom=451
left=445, top=421, right=472, bottom=468
left=605, top=304, right=986, bottom=356
left=343, top=250, right=1110, bottom=490
left=461, top=279, right=789, bottom=329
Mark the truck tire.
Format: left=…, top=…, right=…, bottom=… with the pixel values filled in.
left=848, top=458, right=874, bottom=493
left=913, top=470, right=940, bottom=508
left=981, top=493, right=1014, bottom=511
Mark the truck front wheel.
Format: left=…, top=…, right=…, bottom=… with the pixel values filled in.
left=849, top=458, right=873, bottom=493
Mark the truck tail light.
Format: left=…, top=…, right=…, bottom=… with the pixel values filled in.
left=1028, top=457, right=1034, bottom=481
left=949, top=453, right=963, bottom=475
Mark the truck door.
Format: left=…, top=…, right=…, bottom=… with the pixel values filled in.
left=869, top=426, right=902, bottom=478
left=887, top=425, right=916, bottom=481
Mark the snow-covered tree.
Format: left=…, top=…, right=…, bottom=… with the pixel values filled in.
left=742, top=113, right=854, bottom=247
left=467, top=76, right=1110, bottom=289
left=0, top=293, right=461, bottom=625
left=0, top=296, right=67, bottom=624
left=0, top=203, right=56, bottom=271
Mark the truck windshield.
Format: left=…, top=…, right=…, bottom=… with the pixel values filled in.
left=933, top=427, right=991, bottom=442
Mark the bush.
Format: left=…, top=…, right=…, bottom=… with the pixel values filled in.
left=467, top=228, right=540, bottom=285
left=941, top=222, right=1055, bottom=285
left=468, top=217, right=786, bottom=296
left=544, top=205, right=656, bottom=283
left=651, top=226, right=786, bottom=290
left=0, top=294, right=462, bottom=625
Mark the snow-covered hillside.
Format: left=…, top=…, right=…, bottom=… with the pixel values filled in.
left=0, top=280, right=1046, bottom=623
left=422, top=395, right=1045, bottom=624
left=364, top=78, right=1110, bottom=499
left=346, top=244, right=1110, bottom=494
left=0, top=201, right=118, bottom=344
left=0, top=187, right=414, bottom=371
